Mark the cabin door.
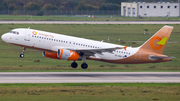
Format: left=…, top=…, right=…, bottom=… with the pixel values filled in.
left=135, top=50, right=141, bottom=61
left=24, top=30, right=30, bottom=41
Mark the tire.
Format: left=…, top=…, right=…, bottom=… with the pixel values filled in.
left=71, top=62, right=78, bottom=68
left=20, top=54, right=24, bottom=58
left=81, top=63, right=88, bottom=69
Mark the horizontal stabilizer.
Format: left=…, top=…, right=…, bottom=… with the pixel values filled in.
left=149, top=55, right=175, bottom=60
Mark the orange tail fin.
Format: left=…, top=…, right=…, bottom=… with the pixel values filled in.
left=140, top=25, right=173, bottom=54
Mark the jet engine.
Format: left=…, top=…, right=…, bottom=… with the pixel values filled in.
left=42, top=49, right=82, bottom=61
left=42, top=51, right=59, bottom=59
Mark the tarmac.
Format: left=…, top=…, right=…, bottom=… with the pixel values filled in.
left=0, top=72, right=179, bottom=83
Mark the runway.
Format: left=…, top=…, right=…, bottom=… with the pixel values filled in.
left=0, top=72, right=180, bottom=83
left=0, top=21, right=180, bottom=24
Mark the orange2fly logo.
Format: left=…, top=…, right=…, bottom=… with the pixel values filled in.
left=150, top=36, right=168, bottom=50
left=32, top=31, right=38, bottom=35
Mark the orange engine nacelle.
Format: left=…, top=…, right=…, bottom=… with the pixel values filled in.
left=42, top=51, right=59, bottom=59
left=42, top=49, right=82, bottom=61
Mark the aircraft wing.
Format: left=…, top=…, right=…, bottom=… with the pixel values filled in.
left=68, top=47, right=126, bottom=56
left=51, top=46, right=127, bottom=56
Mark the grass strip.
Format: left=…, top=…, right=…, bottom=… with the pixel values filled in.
left=0, top=83, right=179, bottom=101
left=0, top=83, right=180, bottom=87
left=0, top=15, right=180, bottom=21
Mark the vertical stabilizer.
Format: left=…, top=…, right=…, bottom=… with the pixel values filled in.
left=140, top=25, right=173, bottom=54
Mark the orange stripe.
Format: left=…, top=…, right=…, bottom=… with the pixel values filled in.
left=60, top=49, right=63, bottom=59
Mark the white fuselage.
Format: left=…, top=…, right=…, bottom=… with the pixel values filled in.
left=2, top=28, right=139, bottom=61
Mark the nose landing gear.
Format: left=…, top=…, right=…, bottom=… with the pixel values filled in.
left=20, top=47, right=26, bottom=58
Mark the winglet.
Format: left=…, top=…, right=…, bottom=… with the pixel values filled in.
left=123, top=46, right=128, bottom=51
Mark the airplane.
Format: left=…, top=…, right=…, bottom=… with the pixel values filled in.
left=1, top=25, right=174, bottom=69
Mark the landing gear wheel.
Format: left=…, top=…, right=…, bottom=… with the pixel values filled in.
left=71, top=61, right=78, bottom=68
left=81, top=63, right=88, bottom=69
left=20, top=47, right=26, bottom=58
left=20, top=54, right=24, bottom=58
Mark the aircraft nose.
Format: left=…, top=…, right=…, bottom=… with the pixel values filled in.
left=1, top=34, right=7, bottom=42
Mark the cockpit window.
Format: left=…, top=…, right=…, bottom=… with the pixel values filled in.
left=10, top=31, right=19, bottom=35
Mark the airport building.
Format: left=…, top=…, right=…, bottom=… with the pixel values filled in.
left=121, top=2, right=180, bottom=17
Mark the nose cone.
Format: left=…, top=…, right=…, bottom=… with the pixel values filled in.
left=1, top=34, right=8, bottom=42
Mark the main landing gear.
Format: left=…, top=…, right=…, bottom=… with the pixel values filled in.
left=81, top=63, right=88, bottom=69
left=71, top=56, right=88, bottom=69
left=20, top=47, right=26, bottom=58
left=71, top=61, right=78, bottom=68
left=71, top=62, right=88, bottom=69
